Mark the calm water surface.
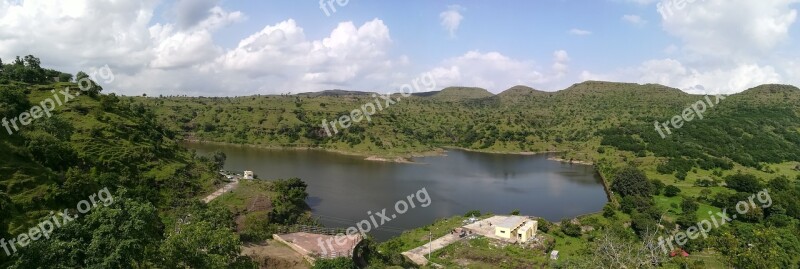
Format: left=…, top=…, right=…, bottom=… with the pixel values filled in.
left=183, top=142, right=608, bottom=241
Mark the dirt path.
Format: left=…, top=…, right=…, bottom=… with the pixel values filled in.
left=242, top=241, right=310, bottom=269
left=402, top=233, right=463, bottom=266
left=202, top=178, right=239, bottom=203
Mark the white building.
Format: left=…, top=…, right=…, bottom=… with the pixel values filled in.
left=550, top=250, right=559, bottom=260
left=243, top=171, right=254, bottom=179
left=494, top=216, right=538, bottom=242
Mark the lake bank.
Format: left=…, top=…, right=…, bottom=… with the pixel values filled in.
left=181, top=139, right=597, bottom=165
left=182, top=142, right=609, bottom=241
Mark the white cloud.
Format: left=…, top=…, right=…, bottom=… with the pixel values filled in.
left=0, top=0, right=158, bottom=71
left=427, top=50, right=571, bottom=92
left=212, top=19, right=396, bottom=89
left=568, top=28, right=592, bottom=35
left=623, top=0, right=657, bottom=5
left=552, top=50, right=570, bottom=78
left=622, top=14, right=647, bottom=26
left=576, top=0, right=800, bottom=94
left=659, top=0, right=799, bottom=63
left=0, top=0, right=406, bottom=96
left=581, top=58, right=783, bottom=94
left=439, top=5, right=464, bottom=37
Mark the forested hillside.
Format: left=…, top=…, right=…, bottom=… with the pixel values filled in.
left=0, top=56, right=255, bottom=268
left=132, top=81, right=800, bottom=165
left=132, top=80, right=800, bottom=268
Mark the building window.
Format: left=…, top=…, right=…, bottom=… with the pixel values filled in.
left=501, top=231, right=505, bottom=233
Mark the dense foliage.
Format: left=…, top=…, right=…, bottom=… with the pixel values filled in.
left=0, top=56, right=254, bottom=268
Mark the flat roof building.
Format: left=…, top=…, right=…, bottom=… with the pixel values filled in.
left=494, top=216, right=538, bottom=242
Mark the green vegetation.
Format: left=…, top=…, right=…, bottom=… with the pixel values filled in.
left=210, top=178, right=316, bottom=243
left=311, top=257, right=357, bottom=269
left=430, top=237, right=550, bottom=268
left=0, top=56, right=256, bottom=268
left=4, top=56, right=800, bottom=268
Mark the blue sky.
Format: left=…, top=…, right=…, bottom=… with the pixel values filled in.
left=1, top=0, right=799, bottom=96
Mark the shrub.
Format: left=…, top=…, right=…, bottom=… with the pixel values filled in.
left=611, top=166, right=652, bottom=197
left=561, top=219, right=582, bottom=237
left=651, top=179, right=665, bottom=195
left=602, top=204, right=616, bottom=218
left=664, top=185, right=681, bottom=197
left=312, top=257, right=357, bottom=269
left=725, top=173, right=763, bottom=193
left=463, top=210, right=481, bottom=217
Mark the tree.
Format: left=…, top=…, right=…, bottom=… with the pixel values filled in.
left=675, top=170, right=687, bottom=181
left=0, top=87, right=31, bottom=119
left=681, top=198, right=699, bottom=213
left=651, top=179, right=665, bottom=195
left=212, top=151, right=227, bottom=170
left=620, top=195, right=655, bottom=214
left=611, top=166, right=652, bottom=197
left=538, top=219, right=553, bottom=233
left=160, top=221, right=255, bottom=268
left=510, top=209, right=520, bottom=215
left=664, top=185, right=681, bottom=197
left=270, top=178, right=310, bottom=224
left=699, top=188, right=712, bottom=201
left=99, top=93, right=120, bottom=111
left=23, top=131, right=78, bottom=170
left=76, top=71, right=103, bottom=97
left=58, top=72, right=73, bottom=82
left=0, top=191, right=12, bottom=238
left=561, top=219, right=582, bottom=237
left=602, top=204, right=616, bottom=218
left=630, top=213, right=658, bottom=238
left=725, top=173, right=763, bottom=193
left=11, top=195, right=164, bottom=268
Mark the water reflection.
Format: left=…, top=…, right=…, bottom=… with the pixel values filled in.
left=183, top=142, right=608, bottom=241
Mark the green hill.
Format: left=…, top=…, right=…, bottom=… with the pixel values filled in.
left=429, top=86, right=494, bottom=101
left=0, top=56, right=258, bottom=268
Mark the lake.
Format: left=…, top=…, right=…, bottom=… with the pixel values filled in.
left=183, top=142, right=608, bottom=241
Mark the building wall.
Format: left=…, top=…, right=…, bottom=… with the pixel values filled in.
left=495, top=227, right=513, bottom=238
left=518, top=228, right=532, bottom=241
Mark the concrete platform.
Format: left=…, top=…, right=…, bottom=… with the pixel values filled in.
left=463, top=215, right=520, bottom=242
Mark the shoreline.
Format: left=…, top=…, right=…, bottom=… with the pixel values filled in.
left=180, top=139, right=446, bottom=163
left=180, top=139, right=596, bottom=166
left=441, top=146, right=561, bottom=156
left=546, top=157, right=594, bottom=165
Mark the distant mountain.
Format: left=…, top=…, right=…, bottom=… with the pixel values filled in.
left=297, top=89, right=374, bottom=97
left=429, top=86, right=494, bottom=101
left=495, top=85, right=550, bottom=102
left=411, top=90, right=440, bottom=97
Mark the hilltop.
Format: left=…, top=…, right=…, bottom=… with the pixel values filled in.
left=429, top=86, right=494, bottom=101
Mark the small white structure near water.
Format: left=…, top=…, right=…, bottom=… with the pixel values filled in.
left=243, top=171, right=254, bottom=179
left=494, top=216, right=538, bottom=242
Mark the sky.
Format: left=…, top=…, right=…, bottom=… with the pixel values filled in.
left=0, top=0, right=798, bottom=96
